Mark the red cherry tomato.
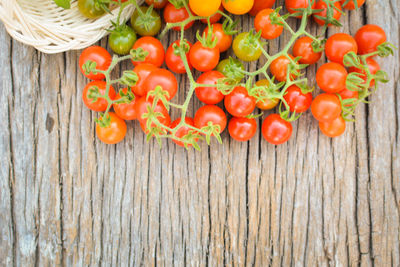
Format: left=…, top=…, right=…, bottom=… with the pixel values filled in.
left=143, top=68, right=178, bottom=101
left=224, top=86, right=256, bottom=117
left=203, top=23, right=233, bottom=52
left=195, top=71, right=225, bottom=104
left=228, top=117, right=257, bottom=142
left=132, top=63, right=158, bottom=96
left=292, top=36, right=322, bottom=65
left=348, top=57, right=380, bottom=87
left=254, top=9, right=283, bottom=40
left=145, top=0, right=168, bottom=9
left=283, top=85, right=312, bottom=113
left=270, top=54, right=297, bottom=82
left=249, top=0, right=276, bottom=16
left=189, top=41, right=220, bottom=72
left=262, top=114, right=293, bottom=145
left=200, top=4, right=224, bottom=24
left=325, top=33, right=358, bottom=64
left=132, top=36, right=165, bottom=67
left=340, top=0, right=365, bottom=10
left=165, top=40, right=193, bottom=74
left=319, top=116, right=346, bottom=137
left=355, top=24, right=387, bottom=55
left=311, top=93, right=342, bottom=122
left=163, top=3, right=194, bottom=31
left=82, top=81, right=116, bottom=112
left=170, top=117, right=197, bottom=147
left=194, top=105, right=227, bottom=133
left=313, top=1, right=342, bottom=26
left=135, top=96, right=171, bottom=128
left=96, top=112, right=127, bottom=145
left=79, top=46, right=111, bottom=80
left=113, top=88, right=138, bottom=120
left=316, top=62, right=348, bottom=93
left=285, top=0, right=316, bottom=18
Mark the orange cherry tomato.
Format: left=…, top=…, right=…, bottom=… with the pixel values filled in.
left=319, top=116, right=346, bottom=137
left=270, top=54, right=297, bottom=82
left=203, top=23, right=233, bottom=52
left=313, top=1, right=342, bottom=26
left=96, top=112, right=127, bottom=145
left=254, top=9, right=283, bottom=40
left=82, top=81, right=116, bottom=112
left=292, top=36, right=322, bottom=65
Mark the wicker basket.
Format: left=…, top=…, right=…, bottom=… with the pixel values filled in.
left=0, top=0, right=143, bottom=54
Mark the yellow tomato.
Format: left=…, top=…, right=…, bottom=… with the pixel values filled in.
left=189, top=0, right=222, bottom=17
left=254, top=79, right=280, bottom=110
left=222, top=0, right=254, bottom=15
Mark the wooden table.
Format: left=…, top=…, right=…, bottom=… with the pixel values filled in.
left=1, top=1, right=399, bottom=266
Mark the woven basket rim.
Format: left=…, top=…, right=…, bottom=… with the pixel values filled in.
left=0, top=0, right=142, bottom=54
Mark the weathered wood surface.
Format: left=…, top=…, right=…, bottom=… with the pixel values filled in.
left=0, top=0, right=399, bottom=266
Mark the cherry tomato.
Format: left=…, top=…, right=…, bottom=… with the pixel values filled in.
left=228, top=117, right=257, bottom=142
left=164, top=3, right=194, bottom=31
left=355, top=24, right=387, bottom=55
left=348, top=57, right=380, bottom=87
left=166, top=40, right=193, bottom=74
left=285, top=0, right=316, bottom=18
left=254, top=9, right=283, bottom=40
left=250, top=0, right=276, bottom=16
left=316, top=62, right=348, bottom=93
left=78, top=0, right=107, bottom=19
left=170, top=117, right=196, bottom=147
left=108, top=25, right=137, bottom=55
left=131, top=6, right=162, bottom=36
left=233, top=32, right=262, bottom=62
left=135, top=97, right=171, bottom=127
left=96, top=112, right=127, bottom=145
left=311, top=93, right=342, bottom=122
left=216, top=58, right=245, bottom=83
left=194, top=105, right=227, bottom=133
left=270, top=54, right=297, bottom=82
left=113, top=88, right=138, bottom=121
left=131, top=63, right=158, bottom=96
left=319, top=116, right=346, bottom=137
left=200, top=5, right=224, bottom=24
left=189, top=42, right=220, bottom=72
left=143, top=68, right=178, bottom=100
left=283, top=85, right=312, bottom=113
left=204, top=23, right=232, bottom=53
left=313, top=1, right=342, bottom=26
left=189, top=0, right=221, bottom=17
left=222, top=0, right=254, bottom=15
left=254, top=79, right=280, bottom=110
left=132, top=36, right=165, bottom=67
left=338, top=88, right=359, bottom=104
left=340, top=0, right=365, bottom=10
left=195, top=71, right=225, bottom=104
left=224, top=86, right=256, bottom=117
left=325, top=33, right=358, bottom=64
left=145, top=0, right=168, bottom=9
left=262, top=114, right=293, bottom=145
left=79, top=46, right=111, bottom=80
left=82, top=81, right=116, bottom=112
left=292, top=36, right=322, bottom=65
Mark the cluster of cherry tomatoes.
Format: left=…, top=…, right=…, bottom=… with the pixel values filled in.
left=77, top=0, right=393, bottom=147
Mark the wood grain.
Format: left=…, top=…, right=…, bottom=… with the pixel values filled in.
left=0, top=0, right=399, bottom=266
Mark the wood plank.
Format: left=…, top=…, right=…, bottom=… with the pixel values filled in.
left=0, top=0, right=399, bottom=265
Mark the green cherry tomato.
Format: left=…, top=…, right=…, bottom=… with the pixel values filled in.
left=131, top=6, right=162, bottom=36
left=232, top=32, right=262, bottom=62
left=108, top=25, right=137, bottom=55
left=216, top=58, right=245, bottom=83
left=78, top=0, right=108, bottom=19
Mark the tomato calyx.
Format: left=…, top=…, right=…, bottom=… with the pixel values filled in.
left=172, top=39, right=191, bottom=56
left=313, top=0, right=344, bottom=28
left=168, top=0, right=187, bottom=9
left=196, top=29, right=218, bottom=48
left=130, top=47, right=149, bottom=62
left=146, top=85, right=171, bottom=110
left=287, top=0, right=318, bottom=18
left=120, top=70, right=139, bottom=87
left=131, top=5, right=160, bottom=34
left=216, top=57, right=245, bottom=84
left=222, top=18, right=239, bottom=36
left=201, top=122, right=223, bottom=145
left=96, top=112, right=112, bottom=128
left=114, top=87, right=136, bottom=105
left=81, top=60, right=101, bottom=77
